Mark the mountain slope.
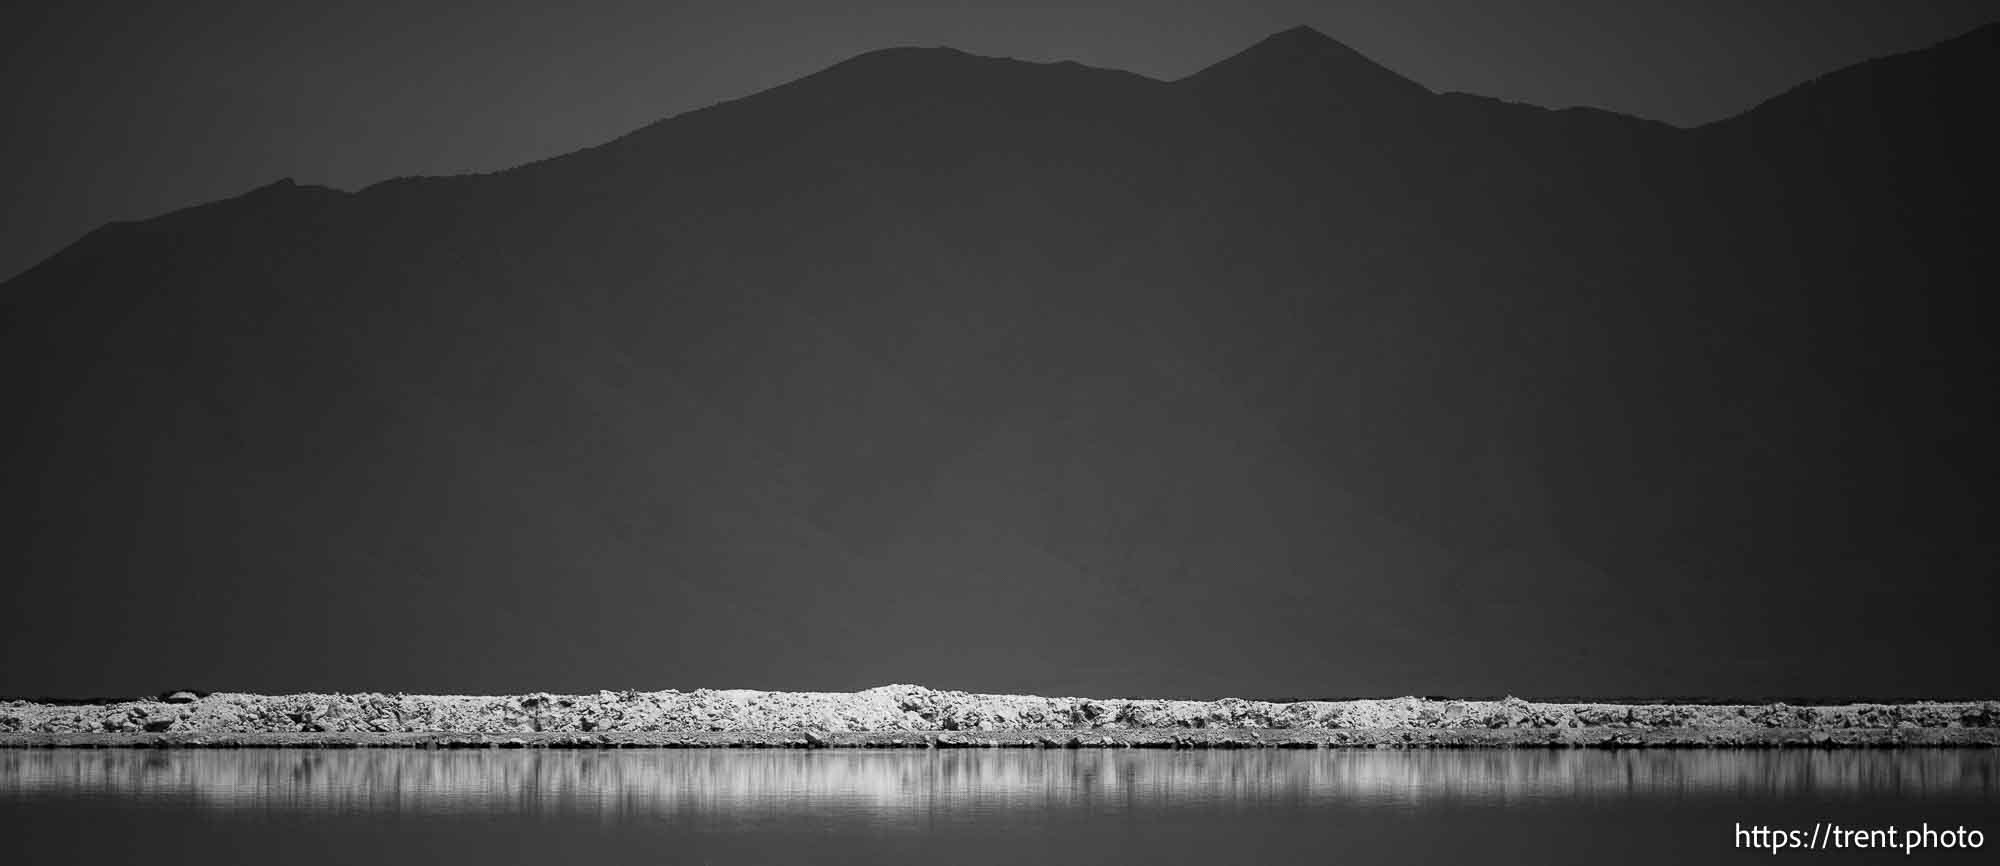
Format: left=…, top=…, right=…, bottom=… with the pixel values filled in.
left=2, top=26, right=1994, bottom=699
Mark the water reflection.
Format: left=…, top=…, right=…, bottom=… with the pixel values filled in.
left=2, top=749, right=1992, bottom=817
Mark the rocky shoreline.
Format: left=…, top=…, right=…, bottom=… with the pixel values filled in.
left=4, top=685, right=1995, bottom=749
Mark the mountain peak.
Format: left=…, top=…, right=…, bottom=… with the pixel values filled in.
left=1184, top=25, right=1430, bottom=102
left=1267, top=24, right=1341, bottom=46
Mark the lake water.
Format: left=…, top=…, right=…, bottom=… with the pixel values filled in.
left=2, top=748, right=1993, bottom=863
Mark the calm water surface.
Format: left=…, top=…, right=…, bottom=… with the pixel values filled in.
left=2, top=748, right=1994, bottom=863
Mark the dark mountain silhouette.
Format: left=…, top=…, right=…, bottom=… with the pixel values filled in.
left=1185, top=25, right=1433, bottom=105
left=3, top=25, right=1994, bottom=700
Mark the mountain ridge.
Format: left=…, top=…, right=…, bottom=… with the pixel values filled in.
left=1, top=23, right=1993, bottom=700
left=31, top=21, right=1996, bottom=253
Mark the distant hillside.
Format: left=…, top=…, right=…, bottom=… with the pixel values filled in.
left=2, top=25, right=1993, bottom=700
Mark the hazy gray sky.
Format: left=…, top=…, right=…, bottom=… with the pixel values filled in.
left=2, top=1, right=1994, bottom=279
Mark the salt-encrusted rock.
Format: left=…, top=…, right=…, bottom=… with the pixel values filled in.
left=137, top=705, right=181, bottom=732
left=3, top=686, right=1994, bottom=738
